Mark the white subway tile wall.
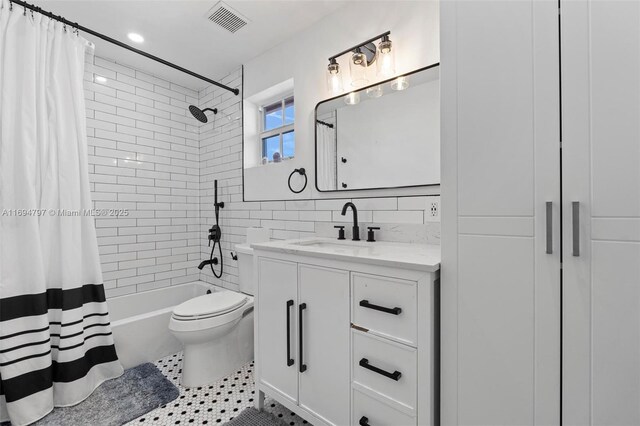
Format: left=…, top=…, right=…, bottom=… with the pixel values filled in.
left=84, top=58, right=439, bottom=297
left=85, top=56, right=201, bottom=298
left=197, top=68, right=440, bottom=292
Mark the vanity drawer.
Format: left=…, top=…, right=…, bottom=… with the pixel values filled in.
left=352, top=273, right=417, bottom=346
left=353, top=388, right=416, bottom=426
left=352, top=331, right=417, bottom=411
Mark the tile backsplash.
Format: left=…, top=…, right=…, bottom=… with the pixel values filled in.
left=197, top=68, right=440, bottom=292
left=84, top=58, right=439, bottom=297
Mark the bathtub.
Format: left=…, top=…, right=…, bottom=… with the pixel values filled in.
left=108, top=281, right=215, bottom=369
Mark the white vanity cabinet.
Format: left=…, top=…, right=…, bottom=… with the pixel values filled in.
left=253, top=239, right=440, bottom=426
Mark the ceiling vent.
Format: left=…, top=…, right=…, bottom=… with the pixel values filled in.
left=206, top=2, right=249, bottom=34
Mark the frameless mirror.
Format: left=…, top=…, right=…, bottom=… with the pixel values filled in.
left=315, top=64, right=440, bottom=192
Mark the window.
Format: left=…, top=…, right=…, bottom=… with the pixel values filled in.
left=261, top=96, right=294, bottom=162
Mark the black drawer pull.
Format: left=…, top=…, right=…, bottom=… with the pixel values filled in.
left=359, top=416, right=370, bottom=426
left=359, top=300, right=402, bottom=315
left=359, top=358, right=402, bottom=381
left=286, top=300, right=294, bottom=367
left=299, top=303, right=307, bottom=373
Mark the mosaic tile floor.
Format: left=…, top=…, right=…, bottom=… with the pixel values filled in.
left=127, top=352, right=309, bottom=426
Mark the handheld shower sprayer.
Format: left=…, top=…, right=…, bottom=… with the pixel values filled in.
left=200, top=180, right=224, bottom=278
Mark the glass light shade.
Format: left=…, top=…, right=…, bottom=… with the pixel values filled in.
left=391, top=76, right=410, bottom=91
left=377, top=39, right=396, bottom=78
left=326, top=61, right=343, bottom=95
left=366, top=85, right=384, bottom=99
left=344, top=92, right=360, bottom=105
left=349, top=49, right=369, bottom=87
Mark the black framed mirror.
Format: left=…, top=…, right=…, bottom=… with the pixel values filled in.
left=314, top=63, right=440, bottom=192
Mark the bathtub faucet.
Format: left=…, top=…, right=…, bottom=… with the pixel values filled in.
left=197, top=258, right=218, bottom=270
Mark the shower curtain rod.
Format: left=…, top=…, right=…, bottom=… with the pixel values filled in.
left=9, top=0, right=240, bottom=95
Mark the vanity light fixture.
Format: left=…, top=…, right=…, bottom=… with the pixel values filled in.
left=344, top=91, right=360, bottom=105
left=326, top=58, right=343, bottom=95
left=127, top=32, right=144, bottom=43
left=391, top=76, right=410, bottom=91
left=327, top=31, right=392, bottom=92
left=377, top=35, right=396, bottom=78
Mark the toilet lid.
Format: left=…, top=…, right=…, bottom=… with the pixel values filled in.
left=173, top=291, right=247, bottom=319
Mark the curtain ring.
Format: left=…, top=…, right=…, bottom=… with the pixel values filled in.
left=8, top=1, right=12, bottom=12
left=23, top=4, right=26, bottom=16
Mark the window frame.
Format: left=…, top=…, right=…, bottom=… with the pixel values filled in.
left=260, top=95, right=295, bottom=162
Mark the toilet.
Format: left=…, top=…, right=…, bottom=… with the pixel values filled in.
left=169, top=236, right=262, bottom=388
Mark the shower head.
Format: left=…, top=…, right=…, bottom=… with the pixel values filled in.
left=189, top=105, right=218, bottom=123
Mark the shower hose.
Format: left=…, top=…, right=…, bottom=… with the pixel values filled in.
left=208, top=203, right=223, bottom=279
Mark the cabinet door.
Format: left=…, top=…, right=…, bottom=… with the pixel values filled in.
left=440, top=0, right=561, bottom=424
left=298, top=264, right=350, bottom=426
left=562, top=2, right=640, bottom=424
left=257, top=257, right=298, bottom=404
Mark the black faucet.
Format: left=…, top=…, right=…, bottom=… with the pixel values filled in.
left=197, top=258, right=218, bottom=270
left=341, top=202, right=360, bottom=241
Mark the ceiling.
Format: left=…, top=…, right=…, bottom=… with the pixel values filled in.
left=30, top=0, right=347, bottom=90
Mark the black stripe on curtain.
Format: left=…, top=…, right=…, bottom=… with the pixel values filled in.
left=0, top=344, right=119, bottom=402
left=0, top=284, right=107, bottom=322
left=0, top=313, right=111, bottom=341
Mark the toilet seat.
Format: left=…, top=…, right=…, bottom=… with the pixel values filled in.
left=172, top=291, right=247, bottom=321
left=169, top=291, right=254, bottom=334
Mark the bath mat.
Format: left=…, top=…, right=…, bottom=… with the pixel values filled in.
left=225, top=407, right=288, bottom=426
left=1, top=363, right=178, bottom=426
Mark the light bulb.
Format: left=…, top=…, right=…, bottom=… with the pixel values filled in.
left=344, top=92, right=360, bottom=105
left=349, top=48, right=369, bottom=87
left=377, top=37, right=395, bottom=78
left=326, top=59, right=343, bottom=95
left=391, top=76, right=409, bottom=91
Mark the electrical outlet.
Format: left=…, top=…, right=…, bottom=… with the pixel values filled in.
left=426, top=198, right=440, bottom=222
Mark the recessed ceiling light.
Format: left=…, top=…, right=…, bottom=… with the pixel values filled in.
left=127, top=33, right=144, bottom=43
left=95, top=75, right=107, bottom=84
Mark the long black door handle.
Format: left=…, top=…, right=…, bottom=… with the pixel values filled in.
left=546, top=201, right=553, bottom=254
left=286, top=300, right=294, bottom=367
left=572, top=201, right=580, bottom=256
left=359, top=300, right=402, bottom=315
left=359, top=358, right=401, bottom=381
left=299, top=303, right=307, bottom=373
left=359, top=416, right=370, bottom=426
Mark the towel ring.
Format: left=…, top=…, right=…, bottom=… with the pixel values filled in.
left=288, top=168, right=307, bottom=194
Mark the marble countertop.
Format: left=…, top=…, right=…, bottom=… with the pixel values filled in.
left=251, top=237, right=441, bottom=272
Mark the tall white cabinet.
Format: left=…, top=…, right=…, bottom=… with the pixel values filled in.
left=562, top=1, right=640, bottom=424
left=441, top=1, right=561, bottom=424
left=442, top=0, right=640, bottom=425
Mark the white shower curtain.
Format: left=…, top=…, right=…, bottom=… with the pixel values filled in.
left=0, top=1, right=123, bottom=424
left=316, top=122, right=337, bottom=190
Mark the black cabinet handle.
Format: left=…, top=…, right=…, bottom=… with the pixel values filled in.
left=359, top=300, right=402, bottom=315
left=286, top=300, right=294, bottom=367
left=299, top=303, right=307, bottom=373
left=359, top=416, right=370, bottom=426
left=359, top=358, right=401, bottom=381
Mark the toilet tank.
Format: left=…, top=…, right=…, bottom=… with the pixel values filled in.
left=236, top=228, right=270, bottom=296
left=235, top=244, right=254, bottom=296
